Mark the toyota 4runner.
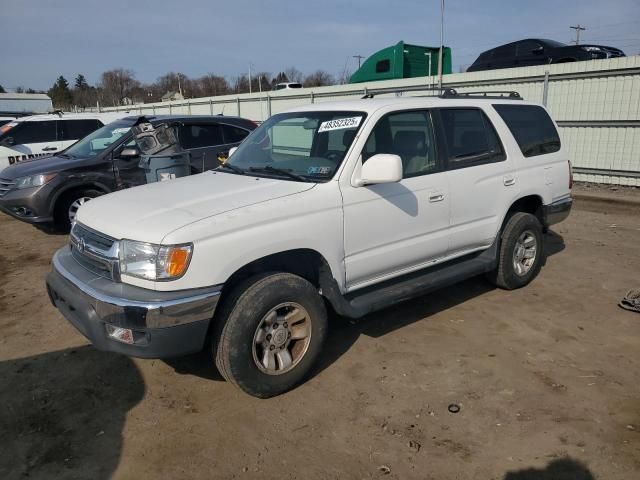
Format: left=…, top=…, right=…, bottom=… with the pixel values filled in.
left=46, top=90, right=572, bottom=398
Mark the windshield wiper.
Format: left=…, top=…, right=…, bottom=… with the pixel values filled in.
left=249, top=165, right=309, bottom=182
left=217, top=163, right=245, bottom=175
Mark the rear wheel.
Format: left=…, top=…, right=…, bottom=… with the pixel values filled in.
left=213, top=272, right=328, bottom=398
left=54, top=188, right=103, bottom=231
left=486, top=212, right=544, bottom=290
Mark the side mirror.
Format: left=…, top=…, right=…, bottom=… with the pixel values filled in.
left=357, top=154, right=403, bottom=186
left=228, top=146, right=238, bottom=157
left=2, top=136, right=15, bottom=147
left=119, top=147, right=140, bottom=159
left=532, top=46, right=544, bottom=55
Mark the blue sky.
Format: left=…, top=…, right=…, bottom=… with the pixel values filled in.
left=1, top=0, right=639, bottom=90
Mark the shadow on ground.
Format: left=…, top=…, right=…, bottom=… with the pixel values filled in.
left=167, top=232, right=565, bottom=385
left=504, top=458, right=595, bottom=480
left=0, top=346, right=144, bottom=479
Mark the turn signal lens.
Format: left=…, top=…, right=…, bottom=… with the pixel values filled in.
left=161, top=245, right=192, bottom=278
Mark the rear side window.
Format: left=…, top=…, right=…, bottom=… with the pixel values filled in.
left=222, top=124, right=250, bottom=143
left=61, top=119, right=102, bottom=140
left=439, top=108, right=505, bottom=167
left=493, top=104, right=561, bottom=157
left=7, top=121, right=57, bottom=144
left=179, top=124, right=223, bottom=149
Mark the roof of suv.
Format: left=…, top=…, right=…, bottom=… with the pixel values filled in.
left=14, top=112, right=128, bottom=123
left=285, top=96, right=540, bottom=114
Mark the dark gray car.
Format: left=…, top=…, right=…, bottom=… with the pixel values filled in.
left=0, top=115, right=256, bottom=230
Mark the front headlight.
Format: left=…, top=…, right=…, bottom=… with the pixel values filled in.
left=15, top=173, right=57, bottom=189
left=119, top=239, right=193, bottom=281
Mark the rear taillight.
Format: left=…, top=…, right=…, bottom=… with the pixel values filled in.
left=568, top=160, right=573, bottom=189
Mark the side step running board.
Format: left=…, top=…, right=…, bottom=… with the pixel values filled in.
left=320, top=240, right=499, bottom=319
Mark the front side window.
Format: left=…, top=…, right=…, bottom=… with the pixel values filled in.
left=4, top=120, right=57, bottom=144
left=363, top=110, right=438, bottom=177
left=226, top=111, right=366, bottom=182
left=61, top=119, right=102, bottom=140
left=63, top=119, right=133, bottom=158
left=178, top=124, right=223, bottom=149
left=439, top=108, right=505, bottom=167
left=493, top=104, right=561, bottom=157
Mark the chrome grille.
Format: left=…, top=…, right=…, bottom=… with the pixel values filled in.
left=0, top=178, right=16, bottom=198
left=69, top=223, right=120, bottom=281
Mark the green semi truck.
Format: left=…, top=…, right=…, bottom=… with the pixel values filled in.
left=349, top=41, right=452, bottom=84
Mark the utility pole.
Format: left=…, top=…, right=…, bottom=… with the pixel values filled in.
left=570, top=24, right=586, bottom=45
left=353, top=55, right=364, bottom=69
left=248, top=63, right=252, bottom=94
left=437, top=0, right=444, bottom=90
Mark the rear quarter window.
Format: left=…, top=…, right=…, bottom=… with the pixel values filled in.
left=61, top=119, right=103, bottom=141
left=493, top=104, right=561, bottom=157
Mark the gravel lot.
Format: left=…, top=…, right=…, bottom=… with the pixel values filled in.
left=1, top=184, right=639, bottom=480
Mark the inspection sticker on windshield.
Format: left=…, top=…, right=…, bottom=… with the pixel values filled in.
left=112, top=128, right=130, bottom=134
left=318, top=116, right=362, bottom=133
left=308, top=166, right=332, bottom=175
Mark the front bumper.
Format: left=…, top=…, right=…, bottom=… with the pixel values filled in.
left=0, top=184, right=54, bottom=224
left=46, top=247, right=222, bottom=358
left=542, top=197, right=572, bottom=227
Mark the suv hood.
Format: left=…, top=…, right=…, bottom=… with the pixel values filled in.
left=76, top=171, right=316, bottom=244
left=0, top=153, right=93, bottom=178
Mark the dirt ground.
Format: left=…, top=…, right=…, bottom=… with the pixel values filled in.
left=1, top=184, right=639, bottom=480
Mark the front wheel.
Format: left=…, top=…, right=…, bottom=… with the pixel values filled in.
left=213, top=273, right=328, bottom=398
left=486, top=212, right=544, bottom=290
left=54, top=188, right=103, bottom=231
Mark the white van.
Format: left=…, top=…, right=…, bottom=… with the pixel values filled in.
left=0, top=112, right=128, bottom=170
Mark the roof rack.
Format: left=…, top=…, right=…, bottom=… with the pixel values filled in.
left=361, top=86, right=521, bottom=100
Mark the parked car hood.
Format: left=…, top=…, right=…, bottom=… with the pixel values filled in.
left=76, top=171, right=316, bottom=244
left=0, top=153, right=91, bottom=178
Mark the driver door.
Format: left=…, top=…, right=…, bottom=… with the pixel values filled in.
left=341, top=110, right=450, bottom=290
left=1, top=120, right=62, bottom=166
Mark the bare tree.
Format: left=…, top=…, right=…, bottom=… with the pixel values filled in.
left=284, top=67, right=303, bottom=83
left=196, top=74, right=230, bottom=97
left=303, top=70, right=334, bottom=87
left=99, top=69, right=139, bottom=106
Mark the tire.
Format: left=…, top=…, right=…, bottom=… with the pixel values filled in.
left=486, top=212, right=544, bottom=290
left=54, top=188, right=103, bottom=231
left=213, top=272, right=328, bottom=398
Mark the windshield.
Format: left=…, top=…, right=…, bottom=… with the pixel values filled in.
left=225, top=111, right=367, bottom=182
left=63, top=119, right=134, bottom=158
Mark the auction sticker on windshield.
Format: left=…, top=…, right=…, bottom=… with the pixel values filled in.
left=318, top=116, right=362, bottom=133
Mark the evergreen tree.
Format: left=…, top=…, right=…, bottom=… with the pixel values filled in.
left=48, top=76, right=73, bottom=109
left=75, top=74, right=89, bottom=89
left=0, top=84, right=6, bottom=93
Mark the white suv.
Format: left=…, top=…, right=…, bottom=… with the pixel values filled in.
left=46, top=91, right=572, bottom=397
left=0, top=112, right=127, bottom=170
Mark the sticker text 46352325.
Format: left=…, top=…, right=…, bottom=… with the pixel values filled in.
left=318, top=117, right=362, bottom=133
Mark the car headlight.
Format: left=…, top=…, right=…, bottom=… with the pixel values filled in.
left=15, top=173, right=57, bottom=189
left=119, top=240, right=193, bottom=281
left=581, top=46, right=602, bottom=52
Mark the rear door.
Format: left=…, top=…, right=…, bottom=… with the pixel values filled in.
left=516, top=40, right=546, bottom=67
left=178, top=122, right=224, bottom=172
left=60, top=119, right=103, bottom=150
left=0, top=120, right=61, bottom=168
left=436, top=107, right=515, bottom=255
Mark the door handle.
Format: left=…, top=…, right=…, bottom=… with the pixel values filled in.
left=42, top=147, right=57, bottom=151
left=503, top=176, right=516, bottom=186
left=429, top=193, right=445, bottom=202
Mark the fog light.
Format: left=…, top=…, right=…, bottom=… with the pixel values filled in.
left=105, top=324, right=134, bottom=344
